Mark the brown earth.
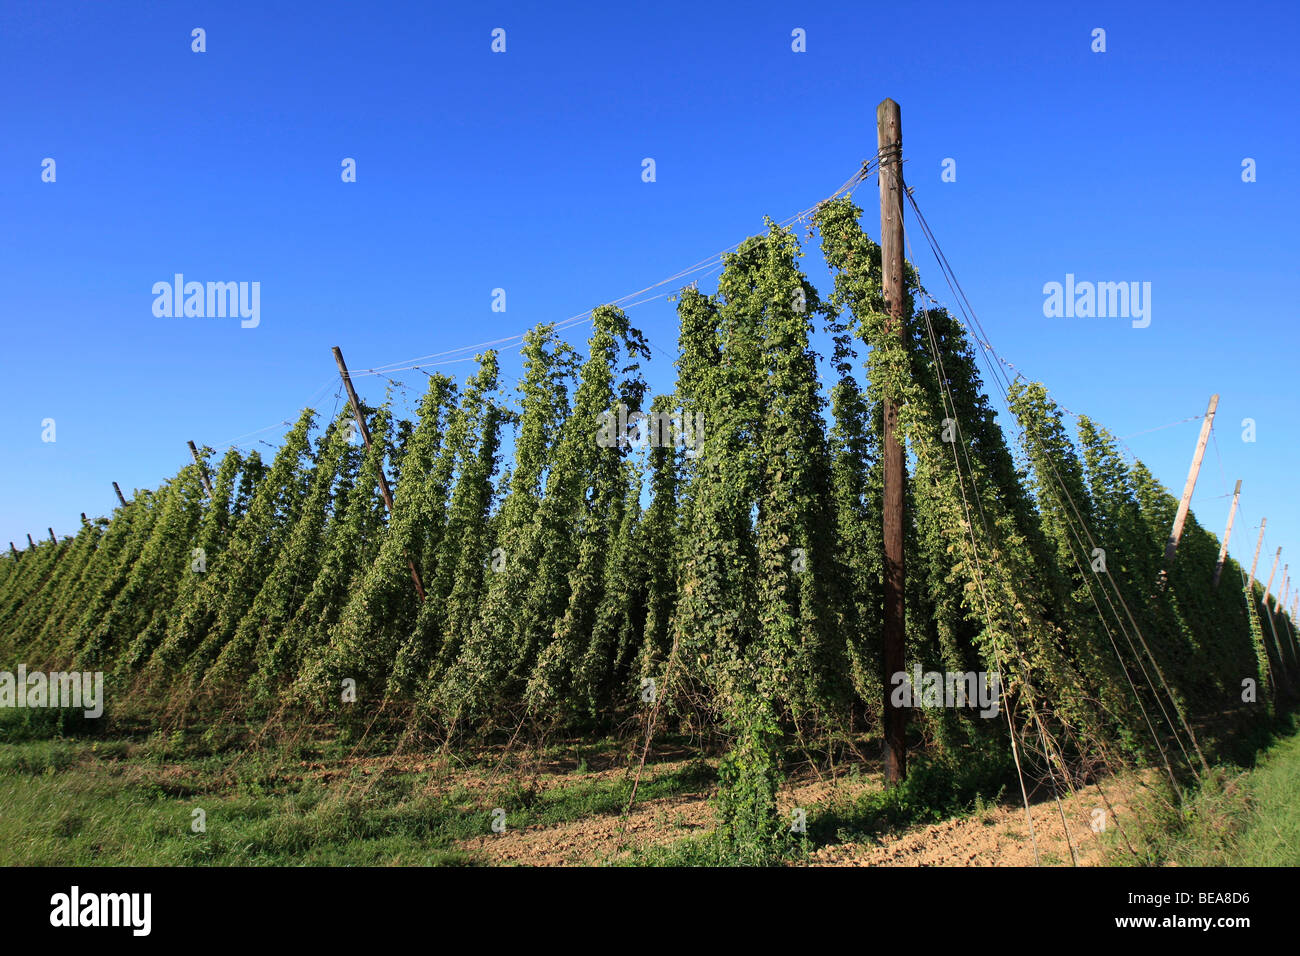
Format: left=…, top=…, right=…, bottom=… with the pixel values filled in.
left=807, top=772, right=1155, bottom=867
left=459, top=759, right=1158, bottom=867
left=109, top=733, right=1158, bottom=867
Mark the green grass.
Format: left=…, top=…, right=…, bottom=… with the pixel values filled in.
left=497, top=760, right=714, bottom=831
left=0, top=721, right=717, bottom=866
left=0, top=746, right=478, bottom=866
left=14, top=710, right=1295, bottom=868
left=1120, top=725, right=1300, bottom=866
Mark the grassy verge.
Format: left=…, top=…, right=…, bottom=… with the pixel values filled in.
left=1120, top=723, right=1300, bottom=866
left=9, top=706, right=1294, bottom=867
left=0, top=715, right=715, bottom=866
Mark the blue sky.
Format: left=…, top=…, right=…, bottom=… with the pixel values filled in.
left=2, top=0, right=1297, bottom=582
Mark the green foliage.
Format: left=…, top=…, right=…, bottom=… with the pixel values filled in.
left=712, top=694, right=791, bottom=865
left=0, top=201, right=1288, bottom=867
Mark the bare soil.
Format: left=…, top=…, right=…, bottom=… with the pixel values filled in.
left=458, top=757, right=1156, bottom=867
left=807, top=774, right=1153, bottom=867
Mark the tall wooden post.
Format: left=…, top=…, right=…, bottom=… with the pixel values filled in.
left=1264, top=547, right=1282, bottom=610
left=1286, top=592, right=1300, bottom=670
left=112, top=482, right=129, bottom=508
left=9, top=543, right=17, bottom=559
left=1248, top=519, right=1267, bottom=594
left=187, top=441, right=215, bottom=496
left=1165, top=394, right=1219, bottom=567
left=26, top=533, right=35, bottom=549
left=1261, top=547, right=1290, bottom=686
left=1212, top=479, right=1241, bottom=588
left=332, top=346, right=426, bottom=602
left=48, top=528, right=57, bottom=544
left=877, top=97, right=907, bottom=785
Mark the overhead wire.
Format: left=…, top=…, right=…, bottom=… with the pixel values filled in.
left=914, top=322, right=1083, bottom=861
left=201, top=158, right=879, bottom=458
left=902, top=185, right=1204, bottom=788
left=900, top=210, right=1194, bottom=857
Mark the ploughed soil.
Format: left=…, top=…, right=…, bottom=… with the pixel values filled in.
left=805, top=776, right=1149, bottom=867
left=456, top=752, right=1154, bottom=867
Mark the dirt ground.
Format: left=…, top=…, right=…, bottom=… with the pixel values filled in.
left=806, top=779, right=1146, bottom=867
left=459, top=757, right=718, bottom=866
left=459, top=757, right=1155, bottom=867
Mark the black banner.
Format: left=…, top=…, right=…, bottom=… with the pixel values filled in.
left=0, top=865, right=1277, bottom=941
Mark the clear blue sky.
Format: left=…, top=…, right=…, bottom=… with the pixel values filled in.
left=2, top=0, right=1297, bottom=582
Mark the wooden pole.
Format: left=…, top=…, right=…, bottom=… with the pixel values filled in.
left=187, top=441, right=215, bottom=496
left=332, top=346, right=426, bottom=602
left=1212, top=479, right=1241, bottom=588
left=1264, top=547, right=1282, bottom=610
left=48, top=528, right=56, bottom=545
left=1248, top=519, right=1266, bottom=594
left=1261, top=547, right=1290, bottom=688
left=9, top=543, right=17, bottom=559
left=1286, top=600, right=1300, bottom=672
left=877, top=97, right=907, bottom=785
left=112, top=482, right=129, bottom=508
left=26, top=534, right=35, bottom=549
left=1164, top=394, right=1219, bottom=567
